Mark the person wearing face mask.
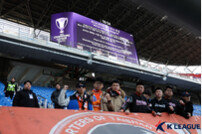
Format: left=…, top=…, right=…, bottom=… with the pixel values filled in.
left=67, top=82, right=92, bottom=110
left=121, top=82, right=151, bottom=113
left=12, top=80, right=39, bottom=108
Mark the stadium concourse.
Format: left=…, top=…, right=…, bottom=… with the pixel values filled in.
left=0, top=0, right=201, bottom=134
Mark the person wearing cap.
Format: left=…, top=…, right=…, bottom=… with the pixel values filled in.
left=88, top=77, right=107, bottom=111
left=151, top=87, right=172, bottom=116
left=51, top=83, right=63, bottom=109
left=67, top=82, right=92, bottom=110
left=103, top=80, right=126, bottom=112
left=13, top=80, right=39, bottom=108
left=164, top=85, right=180, bottom=114
left=4, top=77, right=18, bottom=99
left=121, top=82, right=151, bottom=113
left=177, top=91, right=193, bottom=119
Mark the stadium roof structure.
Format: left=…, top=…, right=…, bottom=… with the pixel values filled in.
left=0, top=0, right=201, bottom=65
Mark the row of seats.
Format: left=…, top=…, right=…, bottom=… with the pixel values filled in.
left=0, top=82, right=12, bottom=106
left=0, top=82, right=75, bottom=108
left=193, top=104, right=201, bottom=116
left=0, top=82, right=201, bottom=115
left=31, top=86, right=75, bottom=108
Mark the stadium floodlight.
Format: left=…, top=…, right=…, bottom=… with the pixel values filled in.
left=160, top=15, right=168, bottom=21
left=101, top=20, right=111, bottom=26
left=79, top=77, right=86, bottom=81
left=137, top=5, right=142, bottom=10
left=92, top=72, right=95, bottom=77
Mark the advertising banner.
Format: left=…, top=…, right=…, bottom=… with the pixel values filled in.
left=0, top=107, right=200, bottom=134
left=51, top=12, right=139, bottom=64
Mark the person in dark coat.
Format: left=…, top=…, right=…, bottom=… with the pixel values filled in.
left=121, top=82, right=151, bottom=113
left=51, top=83, right=62, bottom=109
left=13, top=80, right=39, bottom=108
left=151, top=87, right=172, bottom=116
left=178, top=91, right=193, bottom=119
left=164, top=85, right=181, bottom=114
left=143, top=89, right=152, bottom=108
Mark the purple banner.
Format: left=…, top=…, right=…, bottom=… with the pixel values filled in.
left=51, top=12, right=139, bottom=64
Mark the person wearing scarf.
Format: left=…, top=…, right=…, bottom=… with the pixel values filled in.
left=102, top=80, right=126, bottom=112
left=67, top=82, right=92, bottom=110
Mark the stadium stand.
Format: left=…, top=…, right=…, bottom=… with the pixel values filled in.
left=193, top=104, right=201, bottom=116
left=0, top=82, right=75, bottom=108
left=0, top=82, right=200, bottom=115
left=0, top=82, right=12, bottom=106
left=0, top=0, right=200, bottom=133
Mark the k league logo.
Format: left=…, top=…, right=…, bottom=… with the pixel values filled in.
left=155, top=120, right=201, bottom=133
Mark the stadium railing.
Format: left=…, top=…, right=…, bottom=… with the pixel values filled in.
left=0, top=19, right=200, bottom=83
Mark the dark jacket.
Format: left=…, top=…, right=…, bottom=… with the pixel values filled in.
left=164, top=97, right=181, bottom=114
left=67, top=92, right=93, bottom=110
left=178, top=99, right=193, bottom=119
left=121, top=93, right=151, bottom=113
left=12, top=89, right=39, bottom=108
left=147, top=98, right=152, bottom=108
left=151, top=98, right=171, bottom=113
left=51, top=89, right=61, bottom=108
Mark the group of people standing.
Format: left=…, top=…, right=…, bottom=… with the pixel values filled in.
left=51, top=78, right=193, bottom=119
left=4, top=77, right=193, bottom=119
left=3, top=78, right=39, bottom=108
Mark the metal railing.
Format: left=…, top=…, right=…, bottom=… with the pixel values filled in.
left=37, top=95, right=54, bottom=109
left=0, top=19, right=200, bottom=83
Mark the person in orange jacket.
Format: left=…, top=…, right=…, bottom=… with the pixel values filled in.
left=88, top=77, right=106, bottom=111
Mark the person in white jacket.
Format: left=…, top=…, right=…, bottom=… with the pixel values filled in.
left=58, top=85, right=70, bottom=109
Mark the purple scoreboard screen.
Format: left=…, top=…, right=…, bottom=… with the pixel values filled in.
left=51, top=12, right=139, bottom=64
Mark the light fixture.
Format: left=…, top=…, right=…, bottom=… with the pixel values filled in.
left=79, top=77, right=86, bottom=81
left=162, top=75, right=167, bottom=81
left=92, top=72, right=95, bottom=77
left=87, top=53, right=94, bottom=65
left=160, top=15, right=168, bottom=21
